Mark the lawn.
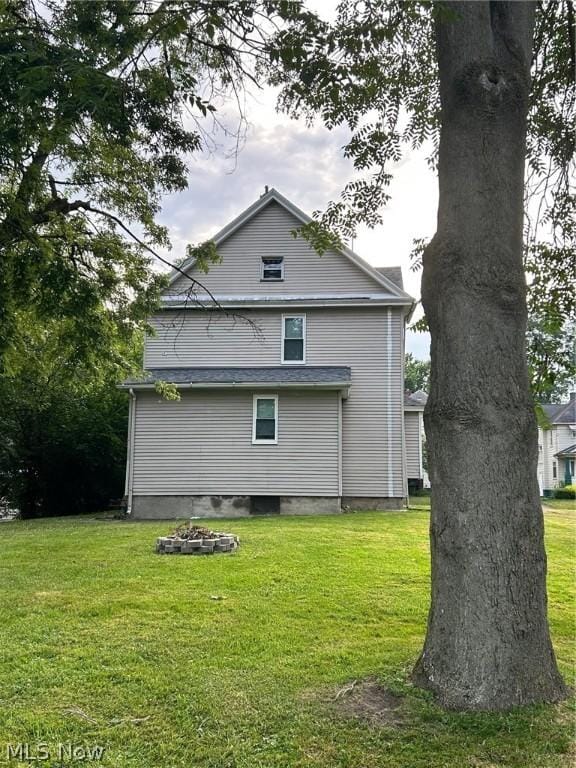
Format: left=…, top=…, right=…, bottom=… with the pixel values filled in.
left=0, top=510, right=573, bottom=768
left=543, top=498, right=576, bottom=512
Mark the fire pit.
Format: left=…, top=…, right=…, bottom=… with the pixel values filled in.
left=156, top=523, right=239, bottom=555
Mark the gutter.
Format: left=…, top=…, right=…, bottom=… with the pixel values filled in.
left=119, top=381, right=351, bottom=397
left=405, top=299, right=417, bottom=323
left=160, top=298, right=413, bottom=310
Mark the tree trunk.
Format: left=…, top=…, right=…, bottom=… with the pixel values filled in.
left=414, top=1, right=568, bottom=710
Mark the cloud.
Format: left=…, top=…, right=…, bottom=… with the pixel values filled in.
left=406, top=330, right=431, bottom=360
left=157, top=117, right=354, bottom=246
left=156, top=86, right=437, bottom=361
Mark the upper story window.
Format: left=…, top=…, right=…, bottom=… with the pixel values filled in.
left=282, top=315, right=306, bottom=364
left=261, top=256, right=284, bottom=281
left=252, top=395, right=278, bottom=444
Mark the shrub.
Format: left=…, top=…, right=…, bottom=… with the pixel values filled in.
left=554, top=486, right=575, bottom=500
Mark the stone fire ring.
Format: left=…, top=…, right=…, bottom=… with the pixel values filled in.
left=156, top=532, right=240, bottom=555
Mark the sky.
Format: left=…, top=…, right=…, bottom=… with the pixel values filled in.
left=156, top=81, right=437, bottom=360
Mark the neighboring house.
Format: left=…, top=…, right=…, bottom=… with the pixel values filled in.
left=538, top=392, right=576, bottom=494
left=121, top=188, right=419, bottom=518
left=404, top=390, right=427, bottom=492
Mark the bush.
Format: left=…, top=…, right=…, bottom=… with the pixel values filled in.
left=411, top=487, right=431, bottom=497
left=0, top=316, right=137, bottom=519
left=554, top=486, right=575, bottom=500
left=0, top=383, right=129, bottom=518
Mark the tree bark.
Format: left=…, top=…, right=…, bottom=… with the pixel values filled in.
left=414, top=1, right=568, bottom=710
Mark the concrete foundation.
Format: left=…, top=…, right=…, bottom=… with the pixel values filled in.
left=341, top=496, right=406, bottom=511
left=132, top=495, right=250, bottom=519
left=131, top=494, right=341, bottom=519
left=279, top=496, right=341, bottom=515
left=131, top=494, right=406, bottom=518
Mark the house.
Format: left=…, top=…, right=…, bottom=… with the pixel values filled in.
left=538, top=392, right=576, bottom=494
left=121, top=188, right=420, bottom=518
left=404, top=390, right=427, bottom=492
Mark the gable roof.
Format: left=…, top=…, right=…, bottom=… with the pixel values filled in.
left=555, top=443, right=576, bottom=458
left=168, top=188, right=412, bottom=303
left=542, top=394, right=576, bottom=425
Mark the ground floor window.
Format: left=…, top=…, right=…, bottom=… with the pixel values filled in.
left=252, top=395, right=278, bottom=444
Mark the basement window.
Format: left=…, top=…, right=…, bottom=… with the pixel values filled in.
left=252, top=395, right=278, bottom=444
left=261, top=256, right=284, bottom=281
left=250, top=496, right=280, bottom=515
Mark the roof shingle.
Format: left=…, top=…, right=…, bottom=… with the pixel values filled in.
left=542, top=395, right=576, bottom=424
left=377, top=266, right=404, bottom=290
left=123, top=366, right=351, bottom=387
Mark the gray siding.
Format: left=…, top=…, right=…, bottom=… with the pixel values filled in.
left=404, top=411, right=422, bottom=479
left=169, top=201, right=385, bottom=296
left=132, top=389, right=339, bottom=496
left=143, top=306, right=405, bottom=497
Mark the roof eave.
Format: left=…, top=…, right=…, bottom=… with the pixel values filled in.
left=159, top=296, right=413, bottom=310
left=167, top=188, right=414, bottom=302
left=119, top=381, right=350, bottom=395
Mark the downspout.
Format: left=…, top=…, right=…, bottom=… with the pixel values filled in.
left=400, top=319, right=408, bottom=503
left=125, top=388, right=137, bottom=516
left=419, top=411, right=424, bottom=481
left=337, top=391, right=343, bottom=501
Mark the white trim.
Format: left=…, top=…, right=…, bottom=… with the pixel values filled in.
left=161, top=297, right=412, bottom=311
left=419, top=411, right=424, bottom=480
left=261, top=256, right=284, bottom=281
left=400, top=320, right=408, bottom=501
left=281, top=314, right=306, bottom=365
left=252, top=394, right=278, bottom=445
left=124, top=392, right=133, bottom=497
left=163, top=292, right=403, bottom=303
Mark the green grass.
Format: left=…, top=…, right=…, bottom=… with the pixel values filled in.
left=0, top=511, right=573, bottom=768
left=543, top=498, right=576, bottom=511
left=411, top=494, right=576, bottom=513
left=408, top=495, right=431, bottom=510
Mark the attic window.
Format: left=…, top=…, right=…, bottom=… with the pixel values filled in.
left=261, top=257, right=284, bottom=281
